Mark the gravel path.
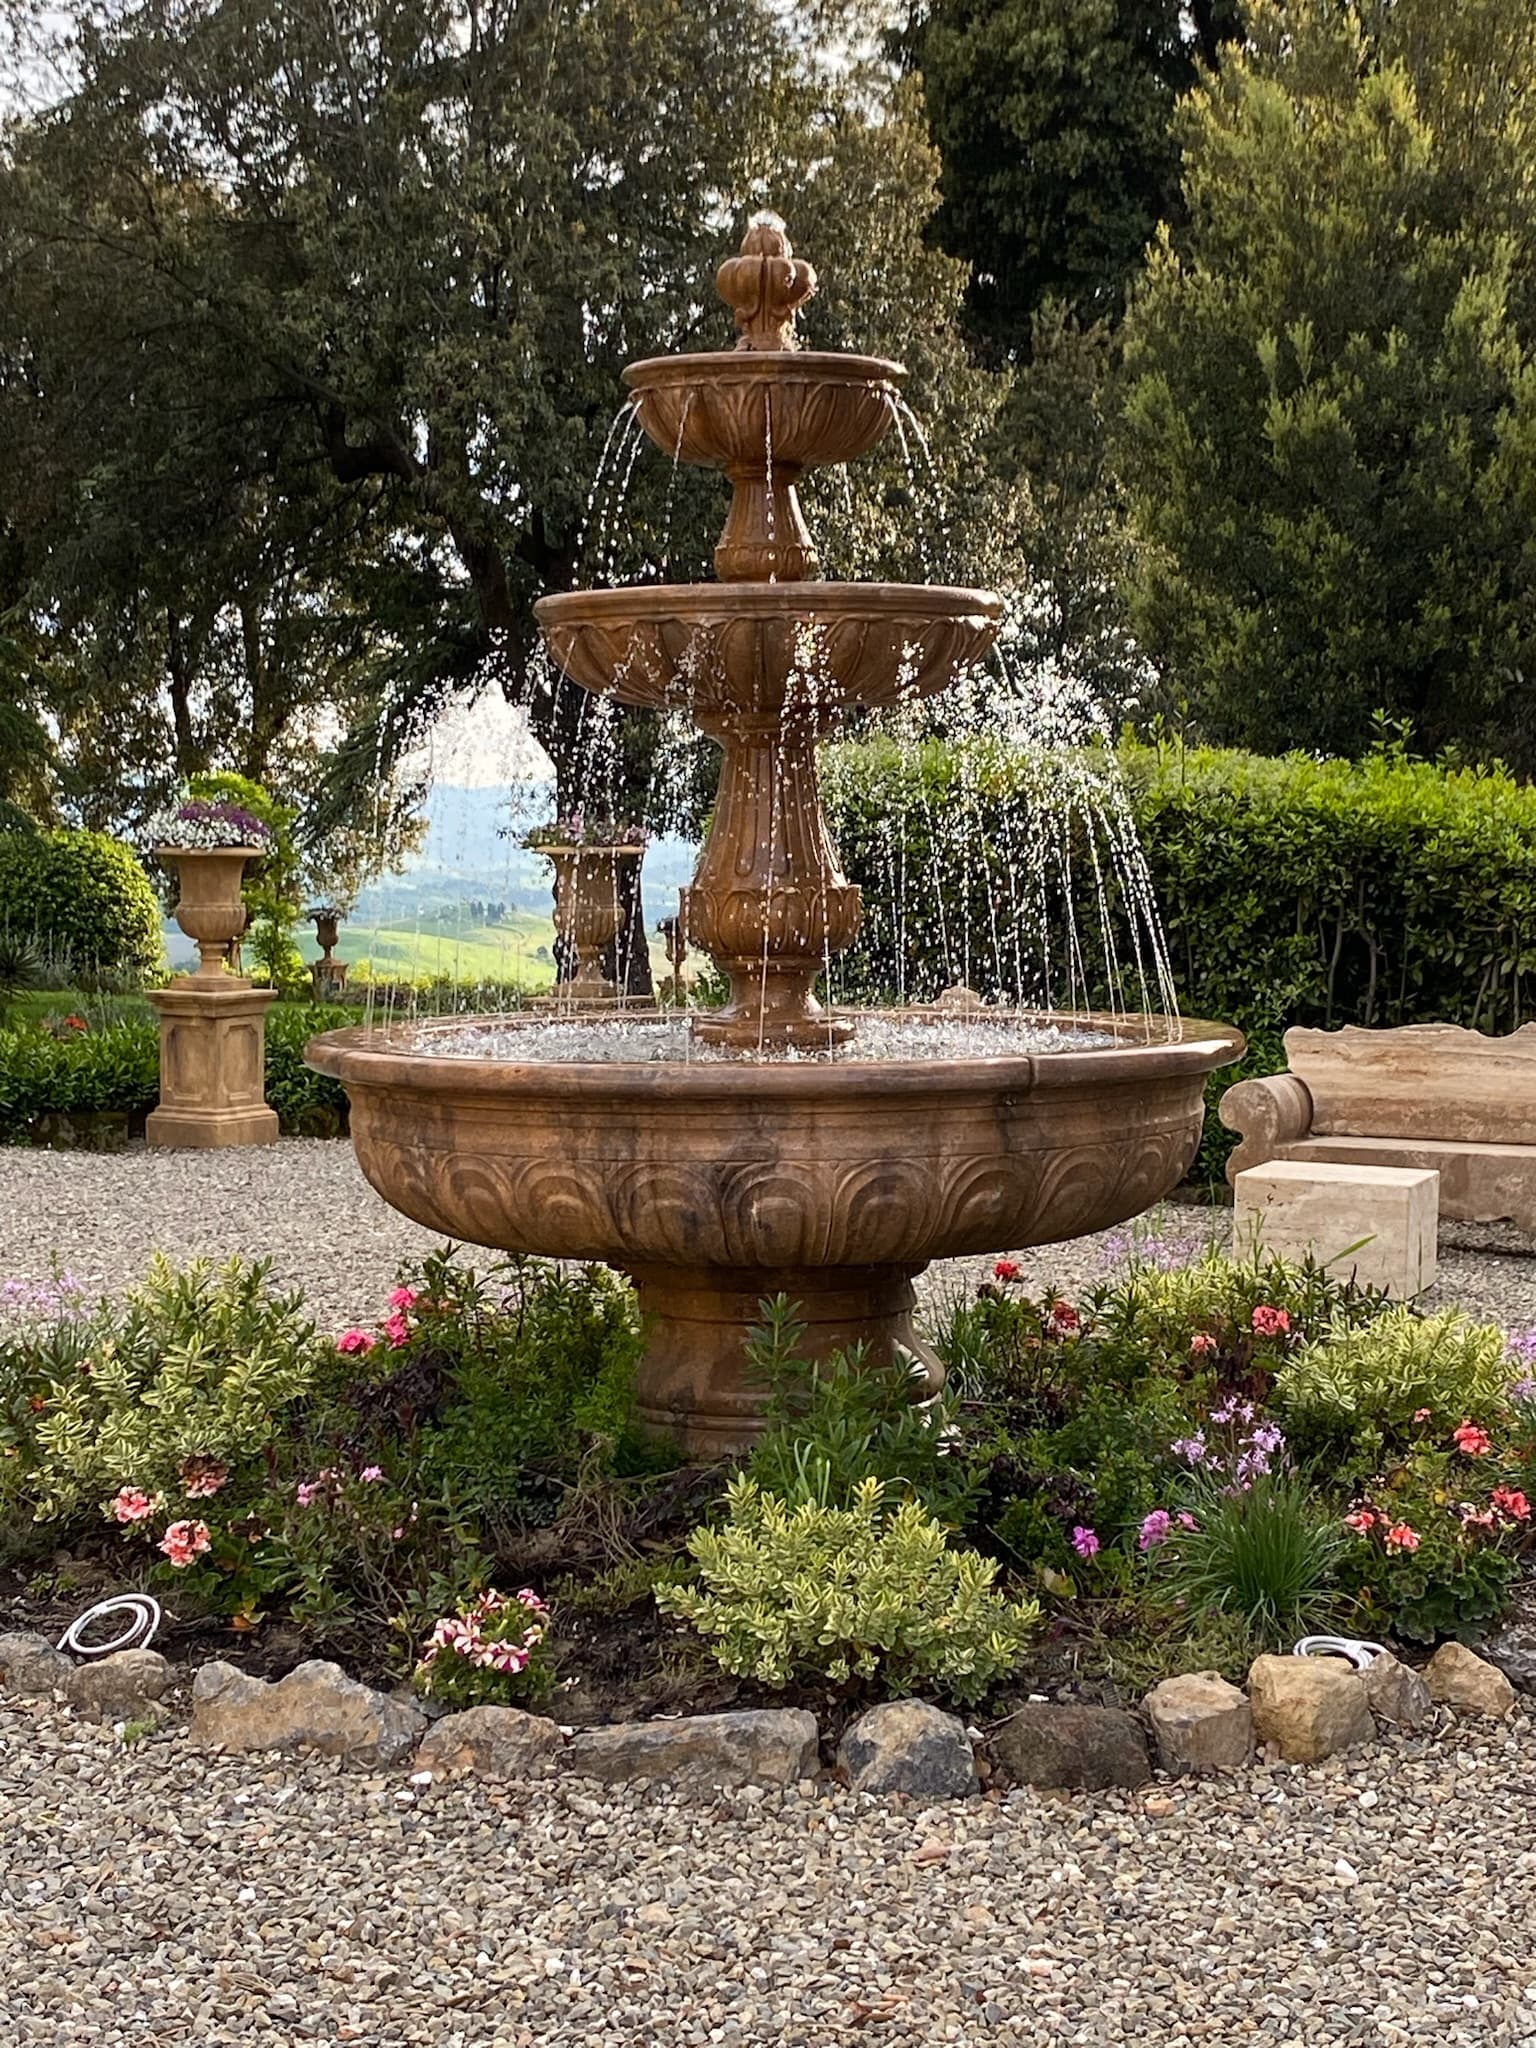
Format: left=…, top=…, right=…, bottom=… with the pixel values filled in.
left=3, top=1699, right=1535, bottom=2046
left=0, top=1140, right=1533, bottom=1334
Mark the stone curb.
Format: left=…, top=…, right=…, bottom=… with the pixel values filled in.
left=0, top=1636, right=1523, bottom=1799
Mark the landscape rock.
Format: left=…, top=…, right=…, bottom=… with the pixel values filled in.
left=1425, top=1641, right=1516, bottom=1720
left=991, top=1704, right=1152, bottom=1790
left=1477, top=1598, right=1536, bottom=1692
left=0, top=1630, right=72, bottom=1697
left=1248, top=1654, right=1375, bottom=1762
left=64, top=1648, right=172, bottom=1724
left=415, top=1705, right=565, bottom=1779
left=837, top=1700, right=977, bottom=1798
left=567, top=1709, right=818, bottom=1790
left=1143, top=1670, right=1253, bottom=1773
left=1362, top=1651, right=1434, bottom=1731
left=191, top=1659, right=426, bottom=1764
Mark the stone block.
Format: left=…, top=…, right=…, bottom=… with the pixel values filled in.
left=1234, top=1159, right=1437, bottom=1296
left=191, top=1659, right=425, bottom=1763
left=566, top=1709, right=818, bottom=1790
left=838, top=1700, right=977, bottom=1798
left=0, top=1630, right=72, bottom=1696
left=1144, top=1671, right=1253, bottom=1773
left=991, top=1704, right=1151, bottom=1790
left=1248, top=1654, right=1375, bottom=1762
left=1362, top=1652, right=1433, bottom=1731
left=65, top=1648, right=172, bottom=1723
left=415, top=1706, right=565, bottom=1779
left=1425, top=1641, right=1516, bottom=1720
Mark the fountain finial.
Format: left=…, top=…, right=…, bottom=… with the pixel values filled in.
left=716, top=209, right=817, bottom=352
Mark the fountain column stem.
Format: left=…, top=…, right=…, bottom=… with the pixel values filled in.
left=682, top=706, right=861, bottom=1050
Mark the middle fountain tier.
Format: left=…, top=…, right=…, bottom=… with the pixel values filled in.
left=535, top=212, right=1001, bottom=1050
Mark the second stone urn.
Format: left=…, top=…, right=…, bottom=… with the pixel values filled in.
left=148, top=845, right=278, bottom=1149
left=534, top=844, right=644, bottom=1002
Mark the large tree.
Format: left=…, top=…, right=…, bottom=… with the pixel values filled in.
left=899, top=0, right=1241, bottom=361
left=0, top=2, right=1003, bottom=858
left=1118, top=0, right=1536, bottom=769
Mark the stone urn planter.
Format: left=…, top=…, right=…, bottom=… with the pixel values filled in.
left=307, top=905, right=349, bottom=999
left=533, top=845, right=644, bottom=1001
left=159, top=845, right=262, bottom=981
left=149, top=843, right=278, bottom=1149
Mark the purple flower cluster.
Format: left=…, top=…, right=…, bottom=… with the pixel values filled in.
left=1096, top=1222, right=1212, bottom=1275
left=1172, top=1399, right=1286, bottom=1491
left=1, top=1273, right=86, bottom=1321
left=1508, top=1329, right=1536, bottom=1402
left=148, top=797, right=274, bottom=851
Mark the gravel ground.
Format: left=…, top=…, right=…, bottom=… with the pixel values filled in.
left=0, top=1139, right=1532, bottom=1334
left=3, top=1698, right=1536, bottom=2046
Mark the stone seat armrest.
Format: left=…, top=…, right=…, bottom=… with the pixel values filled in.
left=1218, top=1072, right=1314, bottom=1182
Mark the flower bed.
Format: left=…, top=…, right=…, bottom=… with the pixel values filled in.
left=1, top=1239, right=1533, bottom=1728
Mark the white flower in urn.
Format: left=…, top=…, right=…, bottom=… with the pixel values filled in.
left=147, top=798, right=274, bottom=853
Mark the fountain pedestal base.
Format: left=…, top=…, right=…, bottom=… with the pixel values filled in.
left=623, top=1261, right=943, bottom=1457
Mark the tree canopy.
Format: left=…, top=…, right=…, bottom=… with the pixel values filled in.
left=1117, top=0, right=1536, bottom=770
left=0, top=0, right=1008, bottom=876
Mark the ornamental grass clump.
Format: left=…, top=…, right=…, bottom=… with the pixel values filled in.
left=657, top=1475, right=1039, bottom=1704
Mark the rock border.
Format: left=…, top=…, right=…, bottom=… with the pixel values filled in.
left=0, top=1631, right=1520, bottom=1799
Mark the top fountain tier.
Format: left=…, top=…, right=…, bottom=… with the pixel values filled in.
left=623, top=212, right=906, bottom=583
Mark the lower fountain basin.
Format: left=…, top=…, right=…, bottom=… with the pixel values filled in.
left=305, top=1011, right=1243, bottom=1453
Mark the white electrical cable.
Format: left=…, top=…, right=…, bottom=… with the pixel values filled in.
left=1292, top=1633, right=1387, bottom=1670
left=57, top=1594, right=162, bottom=1660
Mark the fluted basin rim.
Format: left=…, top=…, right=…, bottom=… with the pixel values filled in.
left=623, top=348, right=907, bottom=393
left=305, top=1011, right=1245, bottom=1102
left=533, top=580, right=1004, bottom=632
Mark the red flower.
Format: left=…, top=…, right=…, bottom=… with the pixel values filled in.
left=1384, top=1522, right=1421, bottom=1552
left=1493, top=1485, right=1531, bottom=1522
left=1046, top=1302, right=1081, bottom=1337
left=992, top=1259, right=1022, bottom=1283
left=1453, top=1421, right=1493, bottom=1458
left=1343, top=1509, right=1376, bottom=1534
left=1250, top=1305, right=1291, bottom=1338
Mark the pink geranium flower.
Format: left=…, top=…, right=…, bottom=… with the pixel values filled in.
left=159, top=1519, right=212, bottom=1568
left=1453, top=1421, right=1493, bottom=1457
left=1250, top=1305, right=1291, bottom=1338
left=1190, top=1332, right=1218, bottom=1360
left=388, top=1286, right=420, bottom=1312
left=111, top=1485, right=156, bottom=1525
left=178, top=1455, right=228, bottom=1500
left=1493, top=1485, right=1531, bottom=1522
left=1343, top=1509, right=1377, bottom=1535
left=336, top=1328, right=374, bottom=1355
left=1384, top=1522, right=1421, bottom=1553
left=992, top=1259, right=1022, bottom=1283
left=359, top=1465, right=384, bottom=1484
left=383, top=1311, right=411, bottom=1347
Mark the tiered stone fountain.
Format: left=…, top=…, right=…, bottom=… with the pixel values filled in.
left=307, top=216, right=1243, bottom=1454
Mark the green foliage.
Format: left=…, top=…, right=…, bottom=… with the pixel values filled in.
left=1159, top=1470, right=1348, bottom=1641
left=0, top=829, right=161, bottom=983
left=744, top=1295, right=977, bottom=1524
left=6, top=1256, right=320, bottom=1521
left=1341, top=1489, right=1521, bottom=1645
left=401, top=1256, right=664, bottom=1528
left=659, top=1475, right=1039, bottom=1703
left=262, top=1003, right=353, bottom=1135
left=1118, top=0, right=1536, bottom=771
left=901, top=0, right=1240, bottom=351
left=827, top=733, right=1536, bottom=1176
left=1275, top=1309, right=1515, bottom=1472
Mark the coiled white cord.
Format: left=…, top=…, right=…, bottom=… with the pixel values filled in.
left=57, top=1594, right=162, bottom=1660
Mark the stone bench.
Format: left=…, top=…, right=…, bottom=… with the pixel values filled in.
left=1218, top=1023, right=1536, bottom=1235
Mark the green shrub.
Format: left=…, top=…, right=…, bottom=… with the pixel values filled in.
left=4, top=1255, right=321, bottom=1523
left=263, top=1002, right=352, bottom=1134
left=825, top=736, right=1536, bottom=1177
left=0, top=828, right=162, bottom=983
left=658, top=1475, right=1039, bottom=1703
left=745, top=1294, right=977, bottom=1525
left=1275, top=1309, right=1515, bottom=1473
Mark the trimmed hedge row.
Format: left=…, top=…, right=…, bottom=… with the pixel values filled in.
left=0, top=1002, right=353, bottom=1143
left=824, top=739, right=1536, bottom=1179
left=0, top=830, right=163, bottom=983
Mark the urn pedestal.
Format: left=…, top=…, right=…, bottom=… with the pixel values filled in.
left=146, top=981, right=280, bottom=1148
left=534, top=845, right=644, bottom=1002
left=149, top=845, right=279, bottom=1149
